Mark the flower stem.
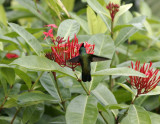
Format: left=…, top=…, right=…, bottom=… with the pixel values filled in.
left=99, top=111, right=108, bottom=124
left=30, top=71, right=44, bottom=91
left=52, top=72, right=66, bottom=111
left=116, top=108, right=129, bottom=123
left=74, top=72, right=90, bottom=95
left=10, top=107, right=21, bottom=124
left=109, top=20, right=114, bottom=91
left=131, top=94, right=138, bottom=104
left=0, top=96, right=8, bottom=113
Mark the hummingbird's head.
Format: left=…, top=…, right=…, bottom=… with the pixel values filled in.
left=79, top=43, right=86, bottom=53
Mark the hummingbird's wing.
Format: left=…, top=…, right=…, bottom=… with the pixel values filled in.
left=90, top=54, right=110, bottom=62
left=68, top=56, right=80, bottom=63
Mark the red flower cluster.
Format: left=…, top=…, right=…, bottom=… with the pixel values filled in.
left=128, top=61, right=160, bottom=95
left=106, top=2, right=120, bottom=21
left=43, top=24, right=58, bottom=40
left=6, top=53, right=19, bottom=59
left=44, top=24, right=95, bottom=70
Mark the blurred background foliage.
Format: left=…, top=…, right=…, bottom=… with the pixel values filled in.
left=1, top=0, right=160, bottom=124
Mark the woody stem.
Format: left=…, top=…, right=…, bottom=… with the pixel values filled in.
left=74, top=72, right=90, bottom=95
left=52, top=72, right=66, bottom=111
left=109, top=20, right=114, bottom=91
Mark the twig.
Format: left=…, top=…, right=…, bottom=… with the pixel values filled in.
left=99, top=111, right=108, bottom=124
left=10, top=107, right=21, bottom=124
left=30, top=71, right=44, bottom=91
left=74, top=72, right=90, bottom=95
left=52, top=72, right=66, bottom=111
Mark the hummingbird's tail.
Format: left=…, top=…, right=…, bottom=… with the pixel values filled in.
left=82, top=72, right=91, bottom=82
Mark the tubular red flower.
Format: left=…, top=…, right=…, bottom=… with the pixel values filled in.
left=127, top=61, right=160, bottom=95
left=6, top=53, right=19, bottom=59
left=45, top=35, right=95, bottom=70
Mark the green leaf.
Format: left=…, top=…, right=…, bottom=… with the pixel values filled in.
left=23, top=104, right=44, bottom=124
left=149, top=112, right=160, bottom=124
left=87, top=6, right=97, bottom=34
left=17, top=0, right=54, bottom=24
left=66, top=95, right=98, bottom=124
left=70, top=12, right=90, bottom=34
left=18, top=92, right=58, bottom=106
left=40, top=72, right=60, bottom=100
left=57, top=19, right=80, bottom=40
left=118, top=83, right=136, bottom=96
left=114, top=4, right=133, bottom=25
left=0, top=5, right=7, bottom=26
left=62, top=0, right=75, bottom=11
left=1, top=68, right=15, bottom=86
left=0, top=76, right=7, bottom=96
left=0, top=35, right=19, bottom=46
left=7, top=10, right=34, bottom=22
left=87, top=6, right=107, bottom=34
left=87, top=0, right=111, bottom=31
left=0, top=42, right=3, bottom=51
left=105, top=104, right=129, bottom=110
left=8, top=23, right=43, bottom=56
left=140, top=86, right=160, bottom=96
left=140, top=1, right=152, bottom=18
left=92, top=67, right=147, bottom=77
left=15, top=69, right=32, bottom=89
left=92, top=84, right=118, bottom=116
left=97, top=103, right=115, bottom=124
left=87, top=34, right=115, bottom=91
left=115, top=16, right=146, bottom=47
left=46, top=0, right=61, bottom=20
left=11, top=55, right=76, bottom=79
left=127, top=105, right=151, bottom=124
left=3, top=98, right=18, bottom=108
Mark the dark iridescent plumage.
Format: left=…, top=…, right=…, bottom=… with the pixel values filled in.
left=68, top=43, right=110, bottom=82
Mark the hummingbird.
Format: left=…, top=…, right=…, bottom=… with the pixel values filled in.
left=68, top=43, right=110, bottom=82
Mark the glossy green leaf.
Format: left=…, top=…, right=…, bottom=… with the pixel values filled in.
left=18, top=92, right=58, bottom=105
left=23, top=103, right=44, bottom=124
left=140, top=86, right=160, bottom=96
left=105, top=104, right=129, bottom=110
left=87, top=34, right=115, bottom=91
left=3, top=98, right=18, bottom=108
left=92, top=67, right=146, bottom=77
left=63, top=0, right=75, bottom=11
left=115, top=16, right=146, bottom=47
left=15, top=69, right=32, bottom=89
left=70, top=12, right=90, bottom=34
left=8, top=23, right=43, bottom=55
left=114, top=4, right=133, bottom=25
left=87, top=6, right=97, bottom=34
left=87, top=6, right=107, bottom=34
left=1, top=68, right=15, bottom=86
left=46, top=0, right=61, bottom=20
left=97, top=103, right=115, bottom=124
left=127, top=105, right=151, bottom=124
left=0, top=5, right=7, bottom=26
left=87, top=0, right=111, bottom=31
left=40, top=72, right=60, bottom=100
left=149, top=112, right=160, bottom=124
left=57, top=19, right=80, bottom=40
left=66, top=95, right=98, bottom=124
left=92, top=84, right=118, bottom=116
left=17, top=0, right=54, bottom=24
left=0, top=35, right=19, bottom=45
left=140, top=1, right=152, bottom=18
left=118, top=83, right=136, bottom=96
left=7, top=10, right=34, bottom=22
left=11, top=55, right=76, bottom=79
